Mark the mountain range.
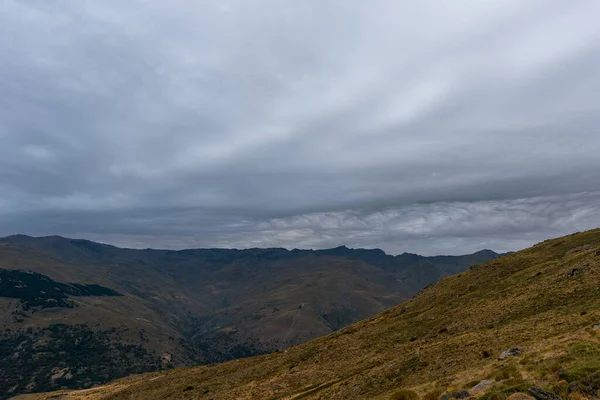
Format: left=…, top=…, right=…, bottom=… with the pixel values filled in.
left=15, top=228, right=600, bottom=400
left=0, top=234, right=500, bottom=398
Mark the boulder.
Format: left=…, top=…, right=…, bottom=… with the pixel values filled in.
left=498, top=347, right=523, bottom=360
left=529, top=386, right=561, bottom=400
left=471, top=380, right=494, bottom=394
left=567, top=268, right=580, bottom=277
left=440, top=390, right=470, bottom=400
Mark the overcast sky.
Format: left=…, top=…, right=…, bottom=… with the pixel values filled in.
left=1, top=1, right=600, bottom=255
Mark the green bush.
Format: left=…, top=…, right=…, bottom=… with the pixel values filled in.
left=488, top=364, right=521, bottom=381
left=423, top=389, right=442, bottom=400
left=485, top=393, right=507, bottom=400
left=390, top=389, right=420, bottom=400
left=479, top=380, right=530, bottom=400
left=463, top=380, right=480, bottom=389
left=562, top=370, right=600, bottom=396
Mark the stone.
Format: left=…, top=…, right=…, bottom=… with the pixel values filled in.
left=567, top=268, right=580, bottom=277
left=471, top=380, right=494, bottom=393
left=529, top=386, right=561, bottom=400
left=440, top=390, right=470, bottom=400
left=498, top=347, right=523, bottom=360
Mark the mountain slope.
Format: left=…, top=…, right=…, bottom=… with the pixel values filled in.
left=0, top=236, right=499, bottom=398
left=17, top=228, right=600, bottom=400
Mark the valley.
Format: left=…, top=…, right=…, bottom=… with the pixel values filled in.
left=0, top=235, right=498, bottom=398
left=15, top=228, right=600, bottom=400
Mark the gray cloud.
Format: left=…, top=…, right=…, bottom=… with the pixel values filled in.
left=1, top=0, right=600, bottom=255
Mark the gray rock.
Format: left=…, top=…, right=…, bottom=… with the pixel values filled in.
left=440, top=390, right=470, bottom=400
left=529, top=386, right=561, bottom=400
left=471, top=380, right=495, bottom=393
left=567, top=268, right=580, bottom=277
left=498, top=347, right=523, bottom=360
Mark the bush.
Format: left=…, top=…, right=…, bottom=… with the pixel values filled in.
left=463, top=380, right=480, bottom=389
left=423, top=389, right=442, bottom=400
left=390, top=389, right=420, bottom=400
left=562, top=370, right=600, bottom=396
left=479, top=380, right=530, bottom=400
left=489, top=364, right=521, bottom=381
left=486, top=393, right=507, bottom=400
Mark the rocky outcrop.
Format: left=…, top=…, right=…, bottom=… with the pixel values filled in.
left=529, top=386, right=561, bottom=400
left=498, top=347, right=523, bottom=360
left=470, top=380, right=494, bottom=394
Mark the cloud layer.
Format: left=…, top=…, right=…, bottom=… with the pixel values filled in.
left=1, top=1, right=600, bottom=254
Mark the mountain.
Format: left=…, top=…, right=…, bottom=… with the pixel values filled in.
left=0, top=235, right=499, bottom=399
left=15, top=228, right=600, bottom=400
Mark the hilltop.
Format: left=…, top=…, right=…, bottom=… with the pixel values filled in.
left=0, top=235, right=498, bottom=398
left=15, top=228, right=600, bottom=400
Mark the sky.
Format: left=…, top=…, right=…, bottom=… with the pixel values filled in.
left=1, top=0, right=600, bottom=255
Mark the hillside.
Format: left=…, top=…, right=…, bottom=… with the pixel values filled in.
left=0, top=236, right=498, bottom=398
left=16, top=228, right=600, bottom=400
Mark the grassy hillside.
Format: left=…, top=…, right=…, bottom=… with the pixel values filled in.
left=16, top=228, right=600, bottom=400
left=0, top=236, right=498, bottom=398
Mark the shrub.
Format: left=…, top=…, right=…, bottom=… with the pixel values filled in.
left=563, top=370, right=600, bottom=396
left=567, top=393, right=586, bottom=400
left=479, top=379, right=530, bottom=400
left=548, top=360, right=563, bottom=373
left=390, top=389, right=420, bottom=400
left=489, top=364, right=521, bottom=381
left=423, top=389, right=443, bottom=400
left=551, top=380, right=568, bottom=398
left=463, top=380, right=480, bottom=389
left=486, top=393, right=507, bottom=400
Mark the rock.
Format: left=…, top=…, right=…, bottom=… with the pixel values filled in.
left=507, top=394, right=535, bottom=400
left=566, top=244, right=593, bottom=255
left=529, top=386, right=561, bottom=400
left=498, top=347, right=523, bottom=360
left=471, top=380, right=494, bottom=393
left=592, top=323, right=600, bottom=329
left=440, top=390, right=470, bottom=400
left=567, top=268, right=580, bottom=277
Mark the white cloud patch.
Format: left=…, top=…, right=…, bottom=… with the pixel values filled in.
left=61, top=192, right=600, bottom=256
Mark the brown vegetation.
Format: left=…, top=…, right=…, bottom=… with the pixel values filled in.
left=14, top=228, right=600, bottom=399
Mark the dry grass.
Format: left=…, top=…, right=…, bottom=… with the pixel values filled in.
left=389, top=389, right=420, bottom=400
left=15, top=228, right=600, bottom=400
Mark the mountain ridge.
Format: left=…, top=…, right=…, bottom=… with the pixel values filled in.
left=0, top=234, right=500, bottom=399
left=0, top=233, right=500, bottom=257
left=13, top=228, right=600, bottom=400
